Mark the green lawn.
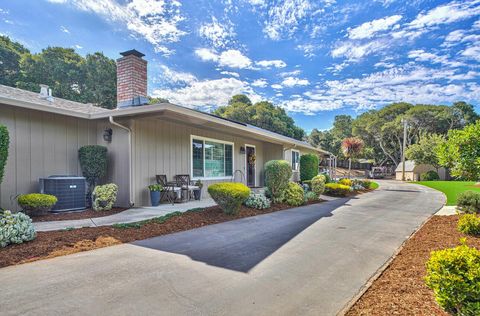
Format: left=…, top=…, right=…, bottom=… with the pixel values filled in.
left=415, top=181, right=480, bottom=205
left=369, top=181, right=379, bottom=190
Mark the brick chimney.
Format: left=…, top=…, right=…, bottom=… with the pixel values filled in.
left=117, top=49, right=148, bottom=108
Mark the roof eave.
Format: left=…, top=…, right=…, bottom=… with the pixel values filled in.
left=0, top=96, right=91, bottom=119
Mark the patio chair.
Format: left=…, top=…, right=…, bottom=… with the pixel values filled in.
left=156, top=174, right=181, bottom=205
left=175, top=174, right=200, bottom=202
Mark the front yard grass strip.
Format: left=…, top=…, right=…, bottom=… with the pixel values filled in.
left=415, top=181, right=480, bottom=205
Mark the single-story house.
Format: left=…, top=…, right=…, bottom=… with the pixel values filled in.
left=0, top=50, right=330, bottom=210
left=395, top=160, right=447, bottom=181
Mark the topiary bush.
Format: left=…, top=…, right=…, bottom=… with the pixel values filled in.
left=425, top=240, right=480, bottom=315
left=17, top=193, right=58, bottom=215
left=0, top=210, right=36, bottom=247
left=458, top=214, right=480, bottom=236
left=244, top=192, right=271, bottom=210
left=208, top=182, right=250, bottom=215
left=79, top=145, right=108, bottom=195
left=457, top=191, right=480, bottom=213
left=324, top=183, right=351, bottom=197
left=92, top=183, right=118, bottom=211
left=421, top=170, right=440, bottom=181
left=304, top=191, right=318, bottom=202
left=283, top=182, right=304, bottom=206
left=338, top=178, right=353, bottom=187
left=265, top=160, right=292, bottom=203
left=311, top=174, right=326, bottom=196
left=0, top=125, right=9, bottom=185
left=300, top=153, right=319, bottom=182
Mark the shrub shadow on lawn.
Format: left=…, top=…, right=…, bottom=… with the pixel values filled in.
left=131, top=197, right=352, bottom=273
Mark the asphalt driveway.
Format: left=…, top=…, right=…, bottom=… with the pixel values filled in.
left=0, top=180, right=445, bottom=316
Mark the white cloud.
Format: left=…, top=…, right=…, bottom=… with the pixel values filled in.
left=280, top=70, right=301, bottom=77
left=157, top=65, right=197, bottom=85
left=60, top=25, right=70, bottom=34
left=462, top=44, right=480, bottom=61
left=408, top=1, right=480, bottom=29
left=407, top=49, right=464, bottom=67
left=282, top=76, right=310, bottom=87
left=252, top=78, right=268, bottom=87
left=220, top=71, right=240, bottom=77
left=299, top=65, right=480, bottom=113
left=199, top=16, right=235, bottom=49
left=281, top=98, right=343, bottom=114
left=332, top=39, right=388, bottom=61
left=347, top=15, right=402, bottom=39
left=264, top=0, right=313, bottom=40
left=49, top=0, right=186, bottom=56
left=218, top=49, right=252, bottom=68
left=194, top=48, right=252, bottom=69
left=73, top=44, right=83, bottom=49
left=271, top=84, right=283, bottom=89
left=296, top=44, right=316, bottom=58
left=152, top=77, right=260, bottom=107
left=255, top=59, right=287, bottom=68
left=195, top=48, right=219, bottom=62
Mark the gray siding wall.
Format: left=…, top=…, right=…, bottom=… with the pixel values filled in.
left=95, top=121, right=131, bottom=207
left=0, top=104, right=97, bottom=210
left=132, top=117, right=284, bottom=206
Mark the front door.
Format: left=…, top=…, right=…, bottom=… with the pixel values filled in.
left=246, top=145, right=256, bottom=187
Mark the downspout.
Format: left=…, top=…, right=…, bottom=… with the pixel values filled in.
left=109, top=116, right=134, bottom=207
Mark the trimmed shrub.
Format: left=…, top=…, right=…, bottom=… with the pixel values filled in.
left=0, top=125, right=9, bottom=185
left=265, top=160, right=292, bottom=203
left=284, top=182, right=304, bottom=206
left=17, top=193, right=57, bottom=215
left=321, top=173, right=331, bottom=184
left=311, top=174, right=326, bottom=196
left=457, top=191, right=480, bottom=213
left=425, top=240, right=480, bottom=315
left=458, top=214, right=480, bottom=236
left=324, top=183, right=351, bottom=197
left=92, top=183, right=118, bottom=211
left=208, top=182, right=250, bottom=215
left=338, top=178, right=353, bottom=187
left=421, top=170, right=440, bottom=181
left=300, top=153, right=319, bottom=182
left=304, top=191, right=318, bottom=202
left=0, top=210, right=36, bottom=247
left=245, top=192, right=271, bottom=210
left=79, top=145, right=108, bottom=190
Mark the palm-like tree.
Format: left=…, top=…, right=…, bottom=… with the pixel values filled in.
left=341, top=137, right=364, bottom=178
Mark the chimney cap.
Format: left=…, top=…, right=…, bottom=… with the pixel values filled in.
left=120, top=49, right=145, bottom=58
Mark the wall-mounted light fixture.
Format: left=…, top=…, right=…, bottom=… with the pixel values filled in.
left=103, top=128, right=113, bottom=142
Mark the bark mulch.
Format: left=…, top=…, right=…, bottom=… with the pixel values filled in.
left=346, top=215, right=480, bottom=316
left=0, top=201, right=322, bottom=269
left=31, top=208, right=128, bottom=222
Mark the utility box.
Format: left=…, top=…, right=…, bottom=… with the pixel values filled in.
left=39, top=176, right=87, bottom=212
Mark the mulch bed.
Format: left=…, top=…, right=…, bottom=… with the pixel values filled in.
left=346, top=215, right=480, bottom=316
left=0, top=201, right=322, bottom=269
left=31, top=208, right=128, bottom=222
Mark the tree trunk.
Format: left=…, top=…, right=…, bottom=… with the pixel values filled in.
left=348, top=158, right=351, bottom=179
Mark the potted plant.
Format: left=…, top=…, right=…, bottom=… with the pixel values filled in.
left=193, top=179, right=203, bottom=200
left=148, top=184, right=162, bottom=206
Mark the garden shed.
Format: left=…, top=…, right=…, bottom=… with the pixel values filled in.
left=395, top=160, right=447, bottom=181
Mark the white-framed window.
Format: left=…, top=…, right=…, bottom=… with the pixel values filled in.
left=191, top=135, right=234, bottom=179
left=291, top=149, right=300, bottom=171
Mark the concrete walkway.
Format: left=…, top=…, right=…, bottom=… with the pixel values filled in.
left=0, top=180, right=445, bottom=316
left=34, top=198, right=217, bottom=231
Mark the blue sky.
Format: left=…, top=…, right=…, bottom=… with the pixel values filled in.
left=1, top=0, right=479, bottom=131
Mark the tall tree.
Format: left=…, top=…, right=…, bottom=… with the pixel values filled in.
left=405, top=133, right=446, bottom=170
left=438, top=121, right=480, bottom=180
left=214, top=95, right=305, bottom=140
left=17, top=47, right=84, bottom=102
left=0, top=36, right=29, bottom=86
left=81, top=52, right=117, bottom=109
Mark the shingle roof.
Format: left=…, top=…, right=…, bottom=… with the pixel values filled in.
left=395, top=160, right=416, bottom=172
left=0, top=84, right=111, bottom=115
